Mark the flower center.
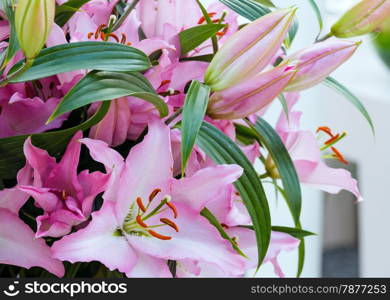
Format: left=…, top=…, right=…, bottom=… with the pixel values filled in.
left=87, top=24, right=132, bottom=46
left=120, top=188, right=179, bottom=240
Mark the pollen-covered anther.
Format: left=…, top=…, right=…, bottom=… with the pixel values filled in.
left=325, top=134, right=340, bottom=145
left=107, top=33, right=120, bottom=43
left=197, top=12, right=217, bottom=24
left=94, top=24, right=106, bottom=39
left=136, top=215, right=148, bottom=228
left=166, top=201, right=178, bottom=219
left=87, top=32, right=94, bottom=39
left=331, top=147, right=349, bottom=165
left=149, top=188, right=162, bottom=202
left=148, top=230, right=172, bottom=240
left=317, top=126, right=334, bottom=137
left=160, top=218, right=179, bottom=232
left=136, top=197, right=147, bottom=212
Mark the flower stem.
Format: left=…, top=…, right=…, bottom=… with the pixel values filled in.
left=0, top=58, right=34, bottom=87
left=316, top=32, right=333, bottom=43
left=111, top=0, right=141, bottom=32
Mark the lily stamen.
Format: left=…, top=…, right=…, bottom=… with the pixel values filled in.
left=136, top=197, right=147, bottom=213
left=148, top=230, right=172, bottom=240
left=160, top=218, right=179, bottom=232
left=331, top=147, right=349, bottom=165
left=166, top=201, right=178, bottom=219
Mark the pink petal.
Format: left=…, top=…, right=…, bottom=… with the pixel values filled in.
left=126, top=252, right=171, bottom=278
left=0, top=209, right=64, bottom=277
left=52, top=203, right=137, bottom=274
left=115, top=119, right=173, bottom=221
left=172, top=165, right=243, bottom=211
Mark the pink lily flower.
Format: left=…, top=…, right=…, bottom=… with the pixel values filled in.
left=0, top=80, right=67, bottom=138
left=275, top=93, right=363, bottom=201
left=52, top=119, right=245, bottom=277
left=0, top=166, right=64, bottom=277
left=18, top=131, right=109, bottom=238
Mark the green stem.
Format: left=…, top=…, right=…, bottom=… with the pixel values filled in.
left=195, top=0, right=219, bottom=54
left=165, top=108, right=183, bottom=125
left=111, top=0, right=141, bottom=32
left=316, top=32, right=333, bottom=43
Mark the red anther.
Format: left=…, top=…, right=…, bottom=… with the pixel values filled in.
left=197, top=12, right=217, bottom=24
left=149, top=188, right=161, bottom=202
left=120, top=33, right=127, bottom=44
left=148, top=230, right=172, bottom=240
left=100, top=32, right=106, bottom=41
left=136, top=197, right=147, bottom=212
left=95, top=24, right=106, bottom=39
left=160, top=218, right=179, bottom=232
left=166, top=202, right=178, bottom=219
left=317, top=126, right=334, bottom=137
left=158, top=80, right=171, bottom=89
left=331, top=147, right=349, bottom=165
left=87, top=32, right=94, bottom=39
left=216, top=31, right=226, bottom=37
left=108, top=33, right=120, bottom=43
left=126, top=42, right=132, bottom=46
left=212, top=18, right=221, bottom=23
left=136, top=215, right=148, bottom=228
left=325, top=134, right=340, bottom=145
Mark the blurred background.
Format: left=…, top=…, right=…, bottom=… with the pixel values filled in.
left=202, top=0, right=390, bottom=277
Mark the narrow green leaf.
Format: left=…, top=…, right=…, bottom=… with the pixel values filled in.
left=323, top=77, right=375, bottom=136
left=272, top=226, right=315, bottom=239
left=219, top=0, right=271, bottom=21
left=248, top=117, right=302, bottom=224
left=308, top=0, right=323, bottom=38
left=180, top=54, right=214, bottom=63
left=201, top=208, right=247, bottom=258
left=55, top=0, right=92, bottom=27
left=235, top=123, right=257, bottom=145
left=252, top=0, right=276, bottom=7
left=49, top=71, right=168, bottom=121
left=9, top=42, right=151, bottom=83
left=196, top=0, right=220, bottom=54
left=179, top=24, right=225, bottom=55
left=181, top=81, right=210, bottom=174
left=278, top=94, right=289, bottom=121
left=285, top=17, right=299, bottom=48
left=196, top=122, right=271, bottom=268
left=0, top=102, right=110, bottom=179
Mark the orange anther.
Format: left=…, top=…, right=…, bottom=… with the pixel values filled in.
left=136, top=197, right=147, bottom=212
left=317, top=126, right=334, bottom=137
left=160, top=218, right=179, bottom=232
left=148, top=230, right=172, bottom=240
left=108, top=33, right=120, bottom=43
left=136, top=215, right=148, bottom=228
left=166, top=202, right=178, bottom=219
left=325, top=134, right=340, bottom=145
left=331, top=147, right=349, bottom=165
left=87, top=32, right=94, bottom=39
left=149, top=188, right=161, bottom=202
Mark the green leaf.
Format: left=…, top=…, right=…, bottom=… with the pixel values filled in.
left=180, top=54, right=214, bottom=63
left=55, top=0, right=92, bottom=27
left=49, top=71, right=168, bottom=122
left=179, top=24, right=225, bottom=55
left=308, top=0, right=323, bottom=39
left=195, top=0, right=220, bottom=54
left=252, top=0, right=275, bottom=7
left=201, top=208, right=247, bottom=258
left=285, top=17, right=299, bottom=48
left=9, top=42, right=151, bottom=83
left=323, top=77, right=375, bottom=136
left=272, top=226, right=315, bottom=239
left=278, top=94, right=289, bottom=121
left=196, top=122, right=271, bottom=268
left=0, top=102, right=110, bottom=180
left=219, top=0, right=271, bottom=21
left=181, top=81, right=210, bottom=174
left=247, top=117, right=302, bottom=224
left=235, top=123, right=257, bottom=145
left=0, top=0, right=20, bottom=68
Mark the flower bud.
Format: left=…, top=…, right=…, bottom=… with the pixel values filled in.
left=207, top=65, right=297, bottom=119
left=284, top=40, right=360, bottom=92
left=205, top=7, right=297, bottom=92
left=331, top=0, right=390, bottom=38
left=15, top=0, right=55, bottom=59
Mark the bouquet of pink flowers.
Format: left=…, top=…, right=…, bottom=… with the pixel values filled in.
left=0, top=0, right=386, bottom=278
